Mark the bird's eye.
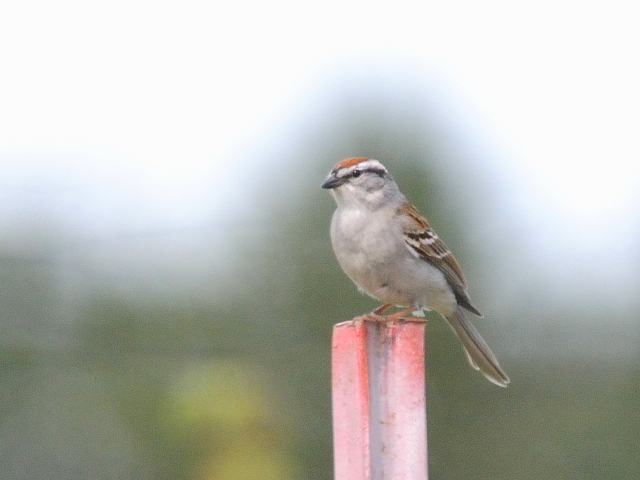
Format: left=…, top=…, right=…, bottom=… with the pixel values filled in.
left=351, top=169, right=362, bottom=178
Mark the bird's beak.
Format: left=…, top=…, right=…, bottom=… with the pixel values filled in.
left=321, top=173, right=344, bottom=189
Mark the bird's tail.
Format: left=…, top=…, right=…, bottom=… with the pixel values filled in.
left=445, top=307, right=510, bottom=387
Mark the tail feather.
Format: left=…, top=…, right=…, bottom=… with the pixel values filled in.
left=445, top=307, right=510, bottom=387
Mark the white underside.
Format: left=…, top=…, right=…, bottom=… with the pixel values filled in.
left=330, top=204, right=457, bottom=317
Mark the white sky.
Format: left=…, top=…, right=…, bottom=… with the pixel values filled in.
left=1, top=0, right=639, bottom=278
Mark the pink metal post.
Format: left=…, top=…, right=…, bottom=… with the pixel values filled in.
left=332, top=316, right=428, bottom=480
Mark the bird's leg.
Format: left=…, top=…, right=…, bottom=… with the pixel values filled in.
left=371, top=303, right=393, bottom=316
left=383, top=306, right=417, bottom=320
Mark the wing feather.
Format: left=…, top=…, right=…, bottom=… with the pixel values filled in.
left=398, top=202, right=482, bottom=316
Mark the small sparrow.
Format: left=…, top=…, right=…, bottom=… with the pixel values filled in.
left=322, top=157, right=509, bottom=387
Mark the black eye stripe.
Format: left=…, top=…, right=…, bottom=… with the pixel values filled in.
left=347, top=168, right=386, bottom=179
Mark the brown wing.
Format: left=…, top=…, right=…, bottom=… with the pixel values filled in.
left=398, top=202, right=482, bottom=316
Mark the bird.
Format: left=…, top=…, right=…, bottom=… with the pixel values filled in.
left=322, top=157, right=509, bottom=387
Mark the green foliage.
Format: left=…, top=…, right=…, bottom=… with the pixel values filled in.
left=1, top=92, right=639, bottom=479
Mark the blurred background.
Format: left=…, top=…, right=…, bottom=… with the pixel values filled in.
left=1, top=1, right=639, bottom=479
